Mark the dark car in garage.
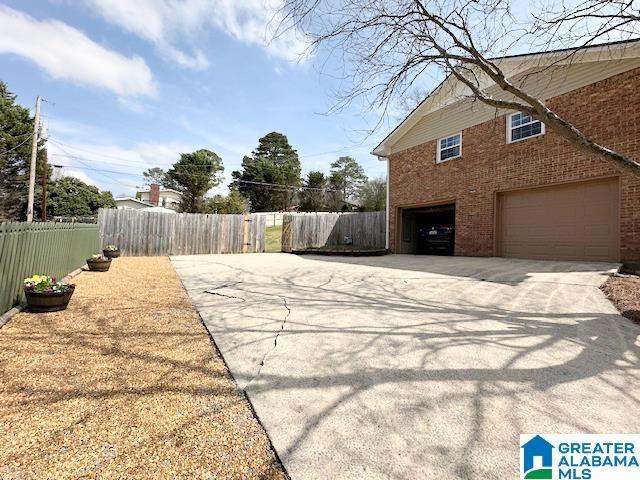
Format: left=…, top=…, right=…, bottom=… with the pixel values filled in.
left=418, top=224, right=454, bottom=255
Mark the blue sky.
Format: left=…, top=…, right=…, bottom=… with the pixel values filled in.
left=0, top=1, right=393, bottom=197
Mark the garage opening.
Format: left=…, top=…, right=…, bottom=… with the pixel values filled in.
left=400, top=204, right=455, bottom=255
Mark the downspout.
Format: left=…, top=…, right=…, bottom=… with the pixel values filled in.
left=376, top=155, right=390, bottom=250
left=385, top=158, right=390, bottom=250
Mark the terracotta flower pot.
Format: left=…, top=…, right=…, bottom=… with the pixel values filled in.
left=87, top=258, right=112, bottom=272
left=102, top=249, right=120, bottom=259
left=25, top=285, right=75, bottom=313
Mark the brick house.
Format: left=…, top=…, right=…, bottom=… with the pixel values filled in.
left=373, top=40, right=640, bottom=262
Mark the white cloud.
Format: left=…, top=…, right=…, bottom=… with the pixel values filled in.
left=134, top=142, right=193, bottom=167
left=46, top=121, right=195, bottom=195
left=54, top=167, right=97, bottom=186
left=0, top=6, right=156, bottom=98
left=82, top=0, right=309, bottom=68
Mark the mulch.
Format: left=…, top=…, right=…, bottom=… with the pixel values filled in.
left=0, top=257, right=286, bottom=479
left=601, top=275, right=640, bottom=323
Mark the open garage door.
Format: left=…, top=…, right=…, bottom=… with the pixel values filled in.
left=498, top=178, right=619, bottom=262
left=399, top=203, right=455, bottom=255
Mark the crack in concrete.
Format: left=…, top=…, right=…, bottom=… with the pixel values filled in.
left=203, top=282, right=247, bottom=302
left=245, top=296, right=291, bottom=388
left=201, top=282, right=291, bottom=388
left=204, top=290, right=247, bottom=302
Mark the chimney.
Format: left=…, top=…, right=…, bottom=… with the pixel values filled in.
left=149, top=183, right=160, bottom=206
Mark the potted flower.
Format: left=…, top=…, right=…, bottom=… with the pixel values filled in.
left=23, top=275, right=75, bottom=313
left=102, top=244, right=121, bottom=259
left=86, top=253, right=112, bottom=272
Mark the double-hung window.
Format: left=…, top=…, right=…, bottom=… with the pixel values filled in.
left=508, top=112, right=544, bottom=143
left=437, top=133, right=461, bottom=163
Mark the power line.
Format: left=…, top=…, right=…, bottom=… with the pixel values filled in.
left=52, top=142, right=137, bottom=185
left=50, top=162, right=335, bottom=194
left=0, top=136, right=33, bottom=156
left=236, top=179, right=338, bottom=193
left=50, top=159, right=337, bottom=195
left=48, top=138, right=144, bottom=163
left=51, top=163, right=144, bottom=177
left=48, top=137, right=375, bottom=167
left=51, top=149, right=308, bottom=186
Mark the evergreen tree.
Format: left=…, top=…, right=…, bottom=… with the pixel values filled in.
left=0, top=81, right=47, bottom=220
left=298, top=171, right=327, bottom=212
left=142, top=167, right=166, bottom=185
left=329, top=156, right=367, bottom=201
left=206, top=188, right=250, bottom=214
left=38, top=176, right=115, bottom=217
left=165, top=149, right=224, bottom=213
left=231, top=132, right=301, bottom=211
left=326, top=172, right=347, bottom=211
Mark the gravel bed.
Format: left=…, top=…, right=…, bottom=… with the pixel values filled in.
left=0, top=257, right=286, bottom=479
left=601, top=275, right=640, bottom=322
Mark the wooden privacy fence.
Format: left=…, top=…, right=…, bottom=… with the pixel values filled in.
left=0, top=222, right=100, bottom=315
left=98, top=209, right=266, bottom=256
left=282, top=211, right=386, bottom=251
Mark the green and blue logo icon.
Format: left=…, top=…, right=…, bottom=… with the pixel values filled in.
left=520, top=434, right=640, bottom=479
left=521, top=435, right=554, bottom=479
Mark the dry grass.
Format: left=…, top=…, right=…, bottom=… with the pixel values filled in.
left=602, top=276, right=640, bottom=323
left=0, top=257, right=286, bottom=479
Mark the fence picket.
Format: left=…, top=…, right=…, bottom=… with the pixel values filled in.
left=282, top=212, right=386, bottom=251
left=0, top=222, right=100, bottom=315
left=97, top=209, right=266, bottom=256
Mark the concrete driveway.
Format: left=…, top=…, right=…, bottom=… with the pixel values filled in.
left=172, top=253, right=640, bottom=480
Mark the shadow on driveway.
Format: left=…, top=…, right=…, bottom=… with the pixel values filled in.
left=172, top=253, right=639, bottom=480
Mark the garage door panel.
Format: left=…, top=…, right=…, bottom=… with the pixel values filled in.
left=498, top=178, right=619, bottom=262
left=585, top=245, right=615, bottom=258
left=585, top=223, right=615, bottom=238
left=589, top=204, right=614, bottom=217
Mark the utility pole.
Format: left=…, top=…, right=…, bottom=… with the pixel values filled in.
left=26, top=95, right=41, bottom=222
left=41, top=148, right=48, bottom=222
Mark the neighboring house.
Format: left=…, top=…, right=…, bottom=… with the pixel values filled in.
left=114, top=197, right=153, bottom=210
left=137, top=184, right=182, bottom=211
left=143, top=206, right=177, bottom=214
left=373, top=40, right=640, bottom=262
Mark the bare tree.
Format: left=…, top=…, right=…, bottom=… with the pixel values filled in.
left=396, top=86, right=431, bottom=118
left=533, top=1, right=640, bottom=49
left=281, top=0, right=640, bottom=170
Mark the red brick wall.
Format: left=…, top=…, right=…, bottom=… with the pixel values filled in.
left=149, top=184, right=160, bottom=206
left=387, top=67, right=640, bottom=261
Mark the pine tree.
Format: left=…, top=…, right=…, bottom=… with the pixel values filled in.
left=0, top=81, right=47, bottom=220
left=298, top=171, right=327, bottom=212
left=231, top=132, right=301, bottom=211
left=329, top=156, right=367, bottom=201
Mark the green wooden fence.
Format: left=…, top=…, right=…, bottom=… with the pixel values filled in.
left=0, top=222, right=100, bottom=315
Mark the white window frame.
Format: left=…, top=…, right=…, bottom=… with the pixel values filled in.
left=506, top=112, right=545, bottom=144
left=436, top=132, right=462, bottom=163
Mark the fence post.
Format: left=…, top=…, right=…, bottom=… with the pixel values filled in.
left=242, top=213, right=250, bottom=254
left=281, top=214, right=292, bottom=252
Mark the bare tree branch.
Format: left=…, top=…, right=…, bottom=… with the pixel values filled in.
left=280, top=0, right=640, bottom=171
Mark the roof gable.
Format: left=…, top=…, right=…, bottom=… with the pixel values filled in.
left=373, top=39, right=640, bottom=157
